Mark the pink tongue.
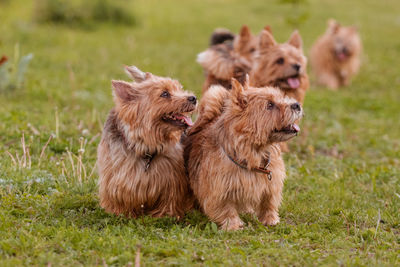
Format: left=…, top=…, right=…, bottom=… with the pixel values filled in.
left=337, top=52, right=346, bottom=61
left=175, top=115, right=193, bottom=127
left=292, top=123, right=300, bottom=132
left=287, top=78, right=300, bottom=89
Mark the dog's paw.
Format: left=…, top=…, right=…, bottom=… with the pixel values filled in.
left=260, top=212, right=280, bottom=226
left=220, top=217, right=244, bottom=231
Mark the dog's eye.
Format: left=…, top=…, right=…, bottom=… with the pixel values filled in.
left=249, top=48, right=256, bottom=53
left=267, top=102, right=275, bottom=110
left=160, top=91, right=170, bottom=98
left=276, top=57, right=284, bottom=65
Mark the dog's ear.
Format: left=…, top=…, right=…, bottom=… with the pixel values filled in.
left=112, top=80, right=138, bottom=103
left=230, top=78, right=247, bottom=109
left=288, top=30, right=302, bottom=50
left=235, top=25, right=252, bottom=52
left=327, top=19, right=340, bottom=34
left=124, top=65, right=153, bottom=82
left=259, top=30, right=276, bottom=50
left=239, top=25, right=251, bottom=41
left=263, top=25, right=272, bottom=34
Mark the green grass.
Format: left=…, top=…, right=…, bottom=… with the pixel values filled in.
left=0, top=0, right=399, bottom=265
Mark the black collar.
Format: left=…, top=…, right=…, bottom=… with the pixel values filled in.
left=221, top=146, right=272, bottom=180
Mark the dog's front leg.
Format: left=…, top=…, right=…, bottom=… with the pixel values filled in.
left=257, top=190, right=282, bottom=226
left=203, top=201, right=243, bottom=231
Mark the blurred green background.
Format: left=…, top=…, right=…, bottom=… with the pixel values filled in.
left=0, top=0, right=399, bottom=266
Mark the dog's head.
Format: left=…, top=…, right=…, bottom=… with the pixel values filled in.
left=326, top=19, right=361, bottom=61
left=251, top=29, right=307, bottom=90
left=112, top=66, right=197, bottom=140
left=224, top=76, right=303, bottom=146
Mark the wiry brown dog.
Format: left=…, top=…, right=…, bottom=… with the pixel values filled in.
left=98, top=66, right=197, bottom=218
left=310, top=19, right=362, bottom=89
left=197, top=25, right=258, bottom=93
left=184, top=76, right=303, bottom=230
left=251, top=29, right=309, bottom=104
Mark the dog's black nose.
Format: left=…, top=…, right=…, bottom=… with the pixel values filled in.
left=292, top=64, right=301, bottom=72
left=187, top=95, right=197, bottom=104
left=291, top=102, right=301, bottom=111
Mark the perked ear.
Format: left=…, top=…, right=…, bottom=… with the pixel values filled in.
left=263, top=25, right=272, bottom=34
left=124, top=65, right=152, bottom=82
left=239, top=25, right=251, bottom=41
left=259, top=30, right=276, bottom=50
left=235, top=25, right=252, bottom=52
left=288, top=30, right=302, bottom=49
left=230, top=78, right=247, bottom=109
left=112, top=80, right=137, bottom=102
left=327, top=19, right=340, bottom=34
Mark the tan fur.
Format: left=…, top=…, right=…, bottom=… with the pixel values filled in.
left=310, top=19, right=362, bottom=89
left=98, top=66, right=197, bottom=218
left=197, top=25, right=258, bottom=93
left=184, top=77, right=303, bottom=230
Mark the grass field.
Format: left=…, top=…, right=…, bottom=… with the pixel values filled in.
left=0, top=0, right=399, bottom=265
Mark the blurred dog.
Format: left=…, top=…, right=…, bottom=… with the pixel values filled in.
left=98, top=66, right=197, bottom=218
left=197, top=25, right=258, bottom=93
left=184, top=76, right=303, bottom=230
left=310, top=19, right=362, bottom=89
left=251, top=29, right=309, bottom=104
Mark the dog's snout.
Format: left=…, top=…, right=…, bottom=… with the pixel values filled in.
left=187, top=95, right=197, bottom=104
left=291, top=102, right=301, bottom=112
left=292, top=64, right=301, bottom=72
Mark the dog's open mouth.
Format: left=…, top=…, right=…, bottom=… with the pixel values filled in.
left=162, top=112, right=194, bottom=128
left=335, top=51, right=350, bottom=61
left=274, top=123, right=300, bottom=135
left=276, top=75, right=301, bottom=89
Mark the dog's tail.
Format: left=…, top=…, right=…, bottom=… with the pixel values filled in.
left=209, top=28, right=235, bottom=46
left=187, top=85, right=228, bottom=137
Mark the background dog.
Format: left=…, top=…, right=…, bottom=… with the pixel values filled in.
left=98, top=66, right=197, bottom=218
left=310, top=19, right=362, bottom=89
left=184, top=77, right=303, bottom=230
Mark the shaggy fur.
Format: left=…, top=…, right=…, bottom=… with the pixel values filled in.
left=310, top=19, right=362, bottom=89
left=184, top=77, right=303, bottom=230
left=251, top=29, right=309, bottom=104
left=197, top=25, right=258, bottom=93
left=98, top=66, right=197, bottom=218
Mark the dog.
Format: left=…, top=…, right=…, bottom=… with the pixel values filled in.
left=98, top=66, right=197, bottom=218
left=197, top=25, right=258, bottom=93
left=310, top=19, right=362, bottom=89
left=184, top=76, right=303, bottom=230
left=251, top=29, right=309, bottom=104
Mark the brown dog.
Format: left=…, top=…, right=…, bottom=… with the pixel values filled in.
left=98, top=66, right=197, bottom=218
left=251, top=29, right=309, bottom=104
left=197, top=25, right=258, bottom=93
left=184, top=77, right=303, bottom=230
left=310, top=19, right=362, bottom=89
